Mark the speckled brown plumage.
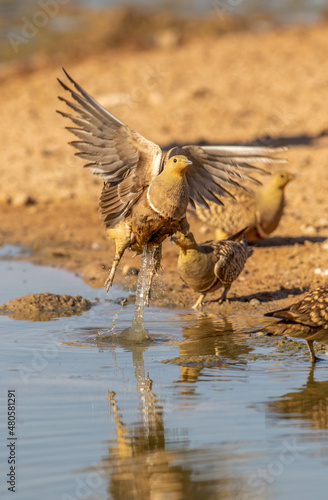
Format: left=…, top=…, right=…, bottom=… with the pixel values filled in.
left=172, top=231, right=252, bottom=310
left=265, top=286, right=328, bottom=362
left=195, top=171, right=295, bottom=240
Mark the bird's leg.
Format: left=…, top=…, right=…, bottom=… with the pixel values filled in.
left=105, top=222, right=135, bottom=292
left=191, top=294, right=205, bottom=311
left=306, top=339, right=318, bottom=363
left=105, top=237, right=133, bottom=292
left=105, top=243, right=128, bottom=292
left=217, top=285, right=231, bottom=304
left=146, top=245, right=162, bottom=307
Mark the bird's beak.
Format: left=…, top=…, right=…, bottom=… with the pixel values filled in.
left=289, top=173, right=299, bottom=182
left=185, top=159, right=193, bottom=165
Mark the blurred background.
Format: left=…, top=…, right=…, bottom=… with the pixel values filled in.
left=1, top=0, right=328, bottom=66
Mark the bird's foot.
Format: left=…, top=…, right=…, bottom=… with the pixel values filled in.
left=217, top=298, right=229, bottom=305
left=104, top=274, right=114, bottom=293
left=310, top=354, right=323, bottom=364
left=203, top=298, right=229, bottom=306
left=307, top=340, right=322, bottom=364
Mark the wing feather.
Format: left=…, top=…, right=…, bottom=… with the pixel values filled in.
left=57, top=69, right=162, bottom=228
left=165, top=144, right=287, bottom=208
left=58, top=70, right=287, bottom=228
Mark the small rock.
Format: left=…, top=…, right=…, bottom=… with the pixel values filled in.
left=249, top=298, right=261, bottom=306
left=122, top=265, right=139, bottom=277
left=301, top=225, right=316, bottom=235
left=314, top=268, right=328, bottom=276
left=9, top=194, right=36, bottom=207
left=114, top=294, right=136, bottom=306
left=192, top=86, right=212, bottom=99
left=51, top=250, right=67, bottom=258
left=81, top=262, right=108, bottom=288
left=317, top=217, right=328, bottom=229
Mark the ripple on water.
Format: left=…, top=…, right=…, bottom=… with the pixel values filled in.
left=1, top=258, right=328, bottom=500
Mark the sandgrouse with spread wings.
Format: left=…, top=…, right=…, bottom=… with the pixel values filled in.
left=57, top=70, right=285, bottom=291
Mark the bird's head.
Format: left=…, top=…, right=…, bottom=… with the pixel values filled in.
left=165, top=155, right=192, bottom=177
left=269, top=171, right=296, bottom=190
left=171, top=231, right=196, bottom=249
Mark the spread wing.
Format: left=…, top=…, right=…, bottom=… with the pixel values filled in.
left=57, top=69, right=162, bottom=227
left=166, top=145, right=287, bottom=209
left=194, top=188, right=257, bottom=236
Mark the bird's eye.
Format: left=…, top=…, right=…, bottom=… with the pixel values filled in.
left=173, top=158, right=177, bottom=163
left=280, top=174, right=285, bottom=178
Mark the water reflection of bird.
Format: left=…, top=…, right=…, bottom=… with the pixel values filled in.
left=195, top=171, right=295, bottom=241
left=57, top=70, right=285, bottom=291
left=98, top=344, right=250, bottom=499
left=265, top=286, right=328, bottom=362
left=174, top=315, right=252, bottom=387
left=172, top=231, right=252, bottom=310
left=266, top=364, right=328, bottom=430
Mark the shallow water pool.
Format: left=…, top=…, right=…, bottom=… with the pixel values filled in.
left=1, top=252, right=328, bottom=500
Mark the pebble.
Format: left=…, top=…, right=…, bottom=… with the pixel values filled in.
left=301, top=225, right=316, bottom=235
left=314, top=268, right=328, bottom=276
left=10, top=194, right=36, bottom=207
left=249, top=298, right=261, bottom=306
left=81, top=262, right=107, bottom=287
left=122, top=265, right=139, bottom=276
left=317, top=217, right=328, bottom=228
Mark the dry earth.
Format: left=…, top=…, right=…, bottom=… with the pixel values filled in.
left=1, top=18, right=328, bottom=317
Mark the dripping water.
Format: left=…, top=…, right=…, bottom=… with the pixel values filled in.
left=119, top=245, right=156, bottom=341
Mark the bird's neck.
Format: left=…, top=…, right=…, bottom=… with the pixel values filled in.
left=258, top=184, right=284, bottom=211
left=178, top=240, right=202, bottom=253
left=178, top=245, right=217, bottom=291
left=257, top=185, right=285, bottom=230
left=148, top=170, right=189, bottom=220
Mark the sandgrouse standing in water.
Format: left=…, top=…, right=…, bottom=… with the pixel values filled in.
left=265, top=286, right=328, bottom=362
left=195, top=171, right=295, bottom=241
left=57, top=70, right=285, bottom=291
left=172, top=230, right=252, bottom=310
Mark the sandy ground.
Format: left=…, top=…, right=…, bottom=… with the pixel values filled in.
left=1, top=18, right=328, bottom=316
